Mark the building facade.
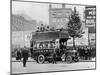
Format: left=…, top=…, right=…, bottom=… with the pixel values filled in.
left=49, top=4, right=72, bottom=29
left=85, top=6, right=96, bottom=46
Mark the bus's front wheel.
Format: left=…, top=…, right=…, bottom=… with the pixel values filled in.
left=38, top=55, right=45, bottom=64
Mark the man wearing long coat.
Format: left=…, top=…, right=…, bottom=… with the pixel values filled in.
left=22, top=47, right=29, bottom=67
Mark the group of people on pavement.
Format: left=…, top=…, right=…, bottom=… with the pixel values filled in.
left=52, top=50, right=57, bottom=64
left=77, top=46, right=95, bottom=60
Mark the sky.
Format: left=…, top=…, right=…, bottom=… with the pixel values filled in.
left=12, top=1, right=85, bottom=25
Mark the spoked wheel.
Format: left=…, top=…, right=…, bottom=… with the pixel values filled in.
left=38, top=55, right=45, bottom=64
left=66, top=55, right=73, bottom=64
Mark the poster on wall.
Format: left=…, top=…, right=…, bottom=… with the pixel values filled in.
left=89, top=33, right=96, bottom=46
left=85, top=6, right=96, bottom=27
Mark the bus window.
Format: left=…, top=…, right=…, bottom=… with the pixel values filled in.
left=39, top=42, right=43, bottom=49
left=33, top=43, right=37, bottom=49
left=36, top=43, right=39, bottom=49
left=42, top=42, right=45, bottom=49
left=45, top=42, right=48, bottom=48
left=50, top=42, right=54, bottom=48
left=48, top=42, right=50, bottom=48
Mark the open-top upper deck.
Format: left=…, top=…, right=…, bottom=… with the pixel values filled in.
left=31, top=30, right=70, bottom=42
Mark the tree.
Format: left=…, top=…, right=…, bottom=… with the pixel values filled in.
left=67, top=7, right=83, bottom=48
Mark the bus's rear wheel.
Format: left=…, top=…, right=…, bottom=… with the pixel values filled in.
left=38, top=55, right=45, bottom=64
left=66, top=55, right=72, bottom=64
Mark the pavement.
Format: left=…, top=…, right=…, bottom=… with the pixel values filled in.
left=11, top=57, right=96, bottom=74
left=11, top=61, right=96, bottom=74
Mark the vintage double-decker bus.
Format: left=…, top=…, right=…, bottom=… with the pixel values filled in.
left=30, top=30, right=79, bottom=64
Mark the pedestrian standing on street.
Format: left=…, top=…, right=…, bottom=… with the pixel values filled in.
left=52, top=49, right=57, bottom=64
left=84, top=47, right=88, bottom=60
left=22, top=46, right=29, bottom=67
left=83, top=47, right=86, bottom=60
left=16, top=48, right=21, bottom=61
left=88, top=47, right=91, bottom=60
left=78, top=47, right=81, bottom=58
left=81, top=47, right=85, bottom=60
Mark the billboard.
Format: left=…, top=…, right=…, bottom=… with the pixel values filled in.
left=89, top=33, right=96, bottom=46
left=49, top=4, right=72, bottom=29
left=85, top=6, right=96, bottom=26
left=88, top=26, right=96, bottom=33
